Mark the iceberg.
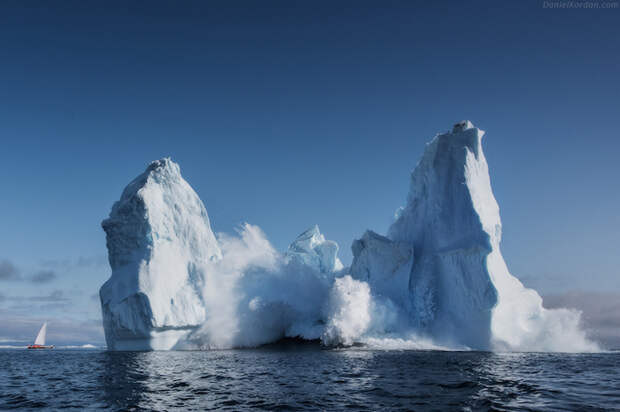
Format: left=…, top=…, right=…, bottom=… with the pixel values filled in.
left=100, top=121, right=599, bottom=352
left=100, top=158, right=221, bottom=350
left=350, top=120, right=598, bottom=351
left=100, top=162, right=343, bottom=350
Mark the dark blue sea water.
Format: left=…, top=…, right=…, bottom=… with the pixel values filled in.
left=1, top=347, right=619, bottom=411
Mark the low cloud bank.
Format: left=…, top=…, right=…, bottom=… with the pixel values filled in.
left=0, top=259, right=21, bottom=281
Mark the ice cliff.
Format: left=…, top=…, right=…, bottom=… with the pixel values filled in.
left=100, top=159, right=221, bottom=350
left=100, top=121, right=599, bottom=352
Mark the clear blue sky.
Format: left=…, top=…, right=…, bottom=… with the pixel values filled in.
left=1, top=0, right=618, bottom=345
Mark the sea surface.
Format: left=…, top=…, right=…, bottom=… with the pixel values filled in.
left=1, top=347, right=619, bottom=411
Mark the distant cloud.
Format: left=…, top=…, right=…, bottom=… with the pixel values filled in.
left=31, top=290, right=68, bottom=302
left=519, top=272, right=572, bottom=295
left=2, top=290, right=70, bottom=307
left=1, top=261, right=61, bottom=284
left=76, top=255, right=107, bottom=267
left=0, top=256, right=106, bottom=285
left=0, top=259, right=21, bottom=281
left=543, top=291, right=620, bottom=349
left=39, top=255, right=107, bottom=270
left=29, top=270, right=57, bottom=283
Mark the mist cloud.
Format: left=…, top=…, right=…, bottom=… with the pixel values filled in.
left=29, top=270, right=57, bottom=283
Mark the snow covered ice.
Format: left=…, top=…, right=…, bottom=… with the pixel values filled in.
left=285, top=225, right=344, bottom=274
left=100, top=121, right=599, bottom=352
left=100, top=158, right=222, bottom=350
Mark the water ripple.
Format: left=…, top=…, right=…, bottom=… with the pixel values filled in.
left=1, top=349, right=619, bottom=410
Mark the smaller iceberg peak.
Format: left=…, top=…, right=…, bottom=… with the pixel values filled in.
left=452, top=120, right=475, bottom=133
left=293, top=225, right=322, bottom=246
left=145, top=157, right=182, bottom=180
left=285, top=225, right=343, bottom=273
left=287, top=225, right=328, bottom=257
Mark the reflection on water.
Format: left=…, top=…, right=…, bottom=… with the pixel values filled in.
left=101, top=352, right=149, bottom=410
left=1, top=348, right=619, bottom=410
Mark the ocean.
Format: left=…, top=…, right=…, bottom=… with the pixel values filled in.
left=1, top=347, right=619, bottom=411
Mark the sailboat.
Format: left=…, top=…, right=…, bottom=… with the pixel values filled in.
left=27, top=322, right=54, bottom=349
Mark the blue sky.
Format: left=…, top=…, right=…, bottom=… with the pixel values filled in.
left=1, top=0, right=619, bottom=346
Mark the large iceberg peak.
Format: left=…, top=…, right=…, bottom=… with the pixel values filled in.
left=388, top=119, right=496, bottom=249
left=100, top=157, right=221, bottom=350
left=349, top=120, right=598, bottom=351
left=379, top=120, right=498, bottom=348
left=285, top=225, right=344, bottom=273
